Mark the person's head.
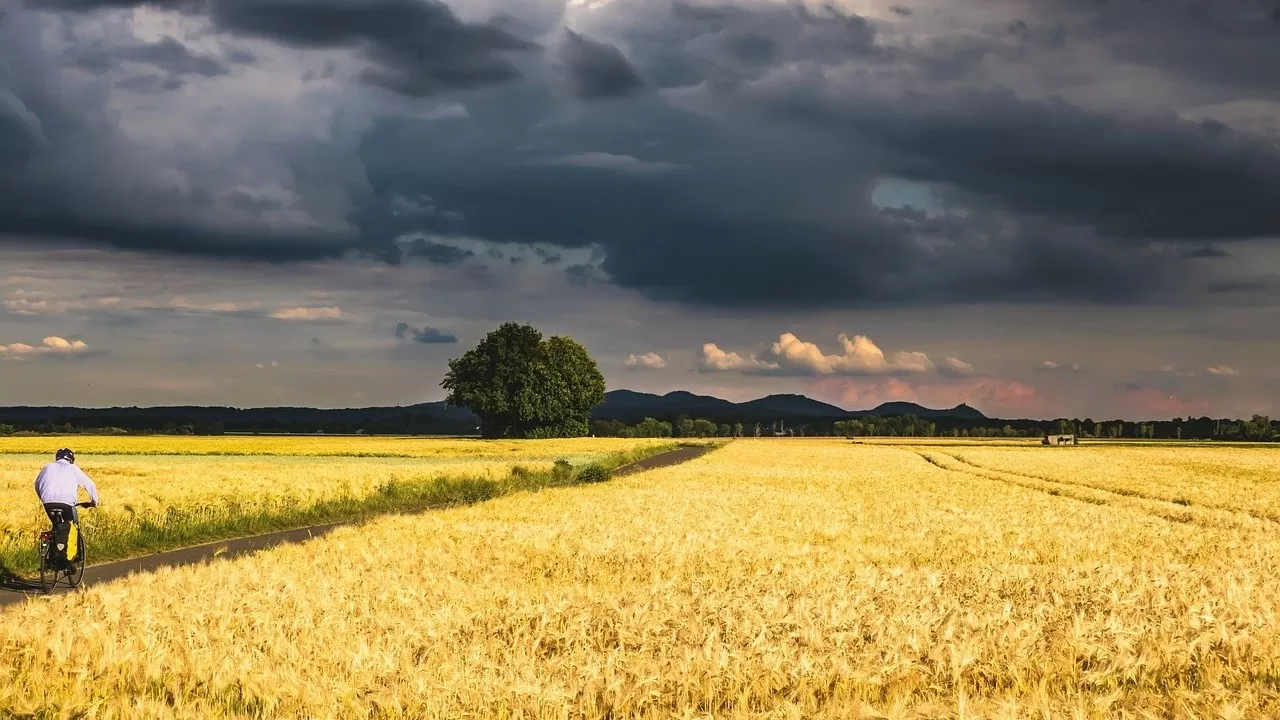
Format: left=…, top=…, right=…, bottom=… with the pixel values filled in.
left=55, top=448, right=75, bottom=464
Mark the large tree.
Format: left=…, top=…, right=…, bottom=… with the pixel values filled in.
left=440, top=323, right=606, bottom=438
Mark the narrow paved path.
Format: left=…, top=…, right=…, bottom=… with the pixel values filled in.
left=0, top=443, right=716, bottom=608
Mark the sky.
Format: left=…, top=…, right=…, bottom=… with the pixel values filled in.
left=1, top=0, right=1278, bottom=419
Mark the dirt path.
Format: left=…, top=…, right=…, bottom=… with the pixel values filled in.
left=0, top=443, right=717, bottom=608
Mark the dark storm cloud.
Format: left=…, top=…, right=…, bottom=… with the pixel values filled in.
left=395, top=322, right=457, bottom=344
left=0, top=189, right=357, bottom=262
left=786, top=88, right=1280, bottom=241
left=113, top=74, right=187, bottom=92
left=213, top=0, right=538, bottom=97
left=25, top=0, right=194, bottom=8
left=6, top=0, right=1280, bottom=310
left=28, top=0, right=540, bottom=98
left=627, top=0, right=887, bottom=90
left=559, top=30, right=644, bottom=100
left=404, top=240, right=475, bottom=265
left=1044, top=0, right=1280, bottom=96
left=0, top=92, right=44, bottom=168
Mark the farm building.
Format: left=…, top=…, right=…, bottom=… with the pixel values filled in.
left=1042, top=434, right=1078, bottom=446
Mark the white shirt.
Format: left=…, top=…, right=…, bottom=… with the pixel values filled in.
left=34, top=459, right=100, bottom=507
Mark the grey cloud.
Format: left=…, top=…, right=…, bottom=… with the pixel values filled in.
left=355, top=84, right=1203, bottom=308
left=625, top=0, right=886, bottom=90
left=404, top=240, right=475, bottom=265
left=534, top=247, right=561, bottom=265
left=0, top=89, right=46, bottom=166
left=226, top=189, right=285, bottom=213
left=113, top=74, right=186, bottom=93
left=226, top=48, right=256, bottom=64
left=565, top=263, right=605, bottom=286
left=1058, top=0, right=1280, bottom=97
left=74, top=36, right=230, bottom=78
left=29, top=0, right=539, bottom=98
left=796, top=88, right=1280, bottom=241
left=210, top=0, right=537, bottom=97
left=0, top=6, right=367, bottom=262
left=7, top=0, right=1280, bottom=313
left=1183, top=244, right=1230, bottom=259
left=25, top=0, right=193, bottom=8
left=394, top=321, right=457, bottom=344
left=1206, top=273, right=1280, bottom=295
left=559, top=30, right=644, bottom=100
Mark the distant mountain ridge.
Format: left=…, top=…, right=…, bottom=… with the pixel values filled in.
left=589, top=390, right=986, bottom=421
left=0, top=389, right=985, bottom=433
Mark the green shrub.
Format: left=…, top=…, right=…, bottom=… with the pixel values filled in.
left=552, top=459, right=573, bottom=482
left=576, top=464, right=611, bottom=483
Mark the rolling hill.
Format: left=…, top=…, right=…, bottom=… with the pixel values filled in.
left=589, top=390, right=986, bottom=422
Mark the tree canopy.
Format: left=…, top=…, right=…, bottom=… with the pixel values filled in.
left=440, top=323, right=606, bottom=438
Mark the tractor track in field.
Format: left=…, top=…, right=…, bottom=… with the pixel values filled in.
left=0, top=443, right=716, bottom=608
left=940, top=450, right=1280, bottom=526
left=915, top=449, right=1277, bottom=531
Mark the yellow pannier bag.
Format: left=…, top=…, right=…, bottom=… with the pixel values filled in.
left=66, top=521, right=78, bottom=562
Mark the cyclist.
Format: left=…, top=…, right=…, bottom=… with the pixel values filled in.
left=35, top=448, right=99, bottom=528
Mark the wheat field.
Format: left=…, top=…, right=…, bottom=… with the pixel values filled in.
left=0, top=437, right=672, bottom=574
left=3, top=438, right=1280, bottom=718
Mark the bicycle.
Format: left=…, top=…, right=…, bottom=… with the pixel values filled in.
left=36, top=502, right=92, bottom=594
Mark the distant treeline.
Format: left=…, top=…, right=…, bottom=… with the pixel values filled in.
left=588, top=414, right=1280, bottom=440
left=0, top=410, right=475, bottom=437
left=0, top=410, right=1276, bottom=441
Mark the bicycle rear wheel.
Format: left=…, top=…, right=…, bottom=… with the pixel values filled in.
left=66, top=534, right=85, bottom=588
left=38, top=541, right=59, bottom=594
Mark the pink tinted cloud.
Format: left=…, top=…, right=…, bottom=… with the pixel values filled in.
left=804, top=376, right=1055, bottom=418
left=1112, top=388, right=1212, bottom=419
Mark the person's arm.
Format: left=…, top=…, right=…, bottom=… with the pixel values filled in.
left=34, top=465, right=46, bottom=497
left=76, top=467, right=100, bottom=506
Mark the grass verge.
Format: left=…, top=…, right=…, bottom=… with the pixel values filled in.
left=1, top=441, right=715, bottom=580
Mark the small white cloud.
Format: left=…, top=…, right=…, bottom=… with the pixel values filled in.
left=0, top=336, right=89, bottom=359
left=271, top=360, right=280, bottom=367
left=1207, top=365, right=1240, bottom=377
left=1153, top=364, right=1196, bottom=378
left=269, top=306, right=344, bottom=321
left=769, top=332, right=933, bottom=376
left=939, top=357, right=975, bottom=377
left=1038, top=360, right=1082, bottom=372
left=166, top=298, right=252, bottom=315
left=698, top=332, right=940, bottom=377
left=42, top=336, right=87, bottom=351
left=256, top=363, right=265, bottom=369
left=697, top=343, right=779, bottom=373
left=624, top=352, right=666, bottom=370
left=5, top=291, right=56, bottom=316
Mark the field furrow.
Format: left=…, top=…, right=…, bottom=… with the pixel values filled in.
left=916, top=450, right=1271, bottom=532
left=950, top=445, right=1280, bottom=521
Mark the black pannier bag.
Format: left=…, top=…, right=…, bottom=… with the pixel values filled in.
left=49, top=518, right=72, bottom=565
